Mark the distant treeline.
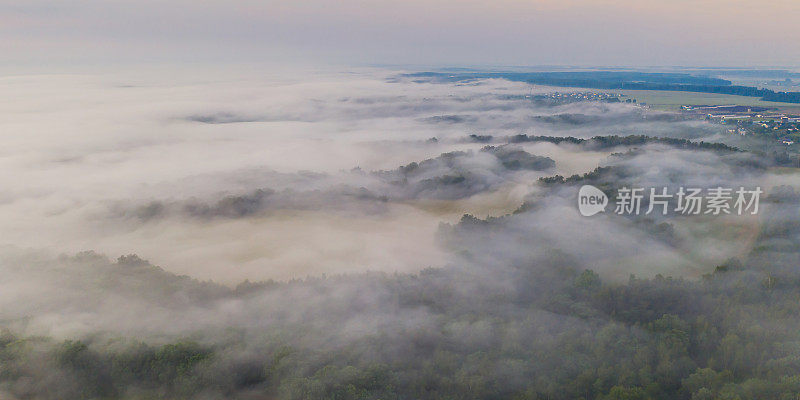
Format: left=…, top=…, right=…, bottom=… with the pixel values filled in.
left=538, top=165, right=613, bottom=186
left=469, top=134, right=741, bottom=153
left=684, top=69, right=800, bottom=79
left=408, top=71, right=800, bottom=103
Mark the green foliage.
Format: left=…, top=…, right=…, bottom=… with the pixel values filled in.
left=6, top=265, right=800, bottom=399
left=602, top=385, right=648, bottom=400
left=575, top=269, right=602, bottom=291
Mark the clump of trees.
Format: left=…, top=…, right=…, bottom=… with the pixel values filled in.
left=507, top=134, right=741, bottom=153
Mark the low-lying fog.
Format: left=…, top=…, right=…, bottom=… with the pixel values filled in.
left=0, top=68, right=633, bottom=282
left=1, top=67, right=790, bottom=286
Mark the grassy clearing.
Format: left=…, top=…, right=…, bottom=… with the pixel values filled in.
left=615, top=89, right=800, bottom=112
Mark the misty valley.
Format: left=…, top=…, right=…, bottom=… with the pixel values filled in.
left=2, top=69, right=800, bottom=400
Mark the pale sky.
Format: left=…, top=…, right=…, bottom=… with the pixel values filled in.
left=2, top=0, right=799, bottom=68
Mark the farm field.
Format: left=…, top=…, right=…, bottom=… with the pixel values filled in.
left=615, top=89, right=800, bottom=112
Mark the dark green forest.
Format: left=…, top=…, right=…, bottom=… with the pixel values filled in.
left=2, top=245, right=800, bottom=399
left=408, top=72, right=800, bottom=103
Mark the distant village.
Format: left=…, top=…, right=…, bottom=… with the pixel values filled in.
left=680, top=105, right=800, bottom=146
left=536, top=91, right=623, bottom=103
left=527, top=91, right=800, bottom=146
